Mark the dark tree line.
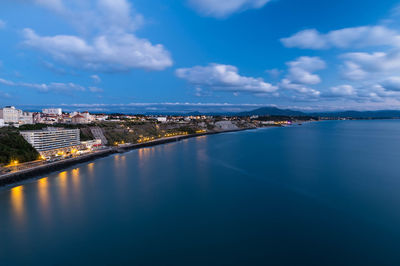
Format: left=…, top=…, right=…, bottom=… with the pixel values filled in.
left=0, top=127, right=39, bottom=165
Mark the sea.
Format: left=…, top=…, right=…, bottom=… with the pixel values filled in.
left=1, top=120, right=400, bottom=265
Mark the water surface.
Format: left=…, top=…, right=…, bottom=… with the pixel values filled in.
left=1, top=120, right=400, bottom=265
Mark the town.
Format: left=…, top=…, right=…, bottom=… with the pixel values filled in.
left=0, top=105, right=316, bottom=176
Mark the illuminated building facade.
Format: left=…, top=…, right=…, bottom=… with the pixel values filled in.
left=20, top=127, right=82, bottom=157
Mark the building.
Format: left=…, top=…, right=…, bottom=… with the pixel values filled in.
left=19, top=111, right=34, bottom=125
left=157, top=117, right=167, bottom=123
left=81, top=139, right=102, bottom=150
left=59, top=114, right=72, bottom=124
left=40, top=115, right=58, bottom=124
left=94, top=114, right=108, bottom=121
left=33, top=113, right=41, bottom=124
left=71, top=114, right=87, bottom=124
left=42, top=108, right=62, bottom=116
left=0, top=106, right=21, bottom=124
left=81, top=111, right=93, bottom=123
left=261, top=121, right=275, bottom=125
left=20, top=127, right=81, bottom=157
left=0, top=119, right=4, bottom=127
left=0, top=106, right=33, bottom=125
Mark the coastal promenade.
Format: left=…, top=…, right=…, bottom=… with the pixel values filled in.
left=0, top=128, right=253, bottom=187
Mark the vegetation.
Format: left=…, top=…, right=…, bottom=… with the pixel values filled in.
left=0, top=127, right=39, bottom=165
left=94, top=121, right=204, bottom=145
left=175, top=126, right=198, bottom=135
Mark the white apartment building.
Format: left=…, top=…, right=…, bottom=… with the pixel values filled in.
left=42, top=108, right=62, bottom=115
left=19, top=112, right=34, bottom=125
left=20, top=127, right=80, bottom=154
left=94, top=114, right=108, bottom=121
left=157, top=117, right=167, bottom=123
left=0, top=119, right=4, bottom=127
left=0, top=106, right=21, bottom=124
left=81, top=111, right=93, bottom=122
left=0, top=106, right=33, bottom=125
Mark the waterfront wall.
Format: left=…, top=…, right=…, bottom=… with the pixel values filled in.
left=0, top=149, right=114, bottom=186
left=0, top=128, right=254, bottom=187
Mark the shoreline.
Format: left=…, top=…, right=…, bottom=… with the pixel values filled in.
left=0, top=127, right=256, bottom=188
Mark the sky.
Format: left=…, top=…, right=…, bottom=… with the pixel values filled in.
left=1, top=0, right=400, bottom=113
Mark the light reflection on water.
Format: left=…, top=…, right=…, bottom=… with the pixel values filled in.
left=38, top=177, right=50, bottom=224
left=137, top=147, right=155, bottom=167
left=57, top=171, right=68, bottom=208
left=194, top=136, right=210, bottom=190
left=87, top=163, right=94, bottom=176
left=10, top=185, right=24, bottom=226
left=71, top=168, right=80, bottom=194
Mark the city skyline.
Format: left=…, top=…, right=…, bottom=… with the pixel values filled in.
left=1, top=0, right=400, bottom=112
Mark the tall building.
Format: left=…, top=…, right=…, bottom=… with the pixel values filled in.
left=0, top=106, right=21, bottom=124
left=20, top=127, right=81, bottom=157
left=42, top=108, right=62, bottom=116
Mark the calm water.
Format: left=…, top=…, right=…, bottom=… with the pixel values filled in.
left=1, top=120, right=400, bottom=265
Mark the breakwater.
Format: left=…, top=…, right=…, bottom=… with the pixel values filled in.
left=0, top=128, right=254, bottom=187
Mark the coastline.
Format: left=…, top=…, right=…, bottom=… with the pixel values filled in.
left=0, top=127, right=256, bottom=188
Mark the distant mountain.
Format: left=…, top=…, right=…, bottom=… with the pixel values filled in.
left=237, top=107, right=307, bottom=117
left=139, top=107, right=400, bottom=119
left=313, top=110, right=400, bottom=118
left=236, top=107, right=400, bottom=119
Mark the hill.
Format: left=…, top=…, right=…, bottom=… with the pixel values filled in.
left=0, top=127, right=39, bottom=165
left=237, top=107, right=307, bottom=117
left=236, top=107, right=400, bottom=119
left=313, top=110, right=400, bottom=118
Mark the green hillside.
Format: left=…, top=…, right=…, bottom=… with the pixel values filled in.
left=0, top=127, right=39, bottom=165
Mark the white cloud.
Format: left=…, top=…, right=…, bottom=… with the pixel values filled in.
left=340, top=61, right=368, bottom=81
left=356, top=83, right=400, bottom=100
left=91, top=75, right=101, bottom=83
left=381, top=76, right=400, bottom=91
left=281, top=26, right=400, bottom=50
left=329, top=85, right=355, bottom=96
left=176, top=63, right=277, bottom=94
left=274, top=57, right=325, bottom=99
left=319, top=82, right=400, bottom=103
left=21, top=81, right=86, bottom=93
left=0, top=78, right=16, bottom=86
left=279, top=79, right=321, bottom=97
left=286, top=56, right=326, bottom=85
left=188, top=0, right=270, bottom=18
left=89, top=86, right=104, bottom=93
left=34, top=0, right=64, bottom=11
left=0, top=20, right=6, bottom=29
left=0, top=77, right=101, bottom=94
left=23, top=28, right=172, bottom=71
left=281, top=29, right=328, bottom=49
left=53, top=102, right=268, bottom=113
left=23, top=0, right=172, bottom=72
left=341, top=50, right=400, bottom=81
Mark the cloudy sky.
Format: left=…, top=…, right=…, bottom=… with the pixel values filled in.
left=1, top=0, right=400, bottom=112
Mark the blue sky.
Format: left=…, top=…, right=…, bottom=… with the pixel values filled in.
left=1, top=0, right=400, bottom=113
